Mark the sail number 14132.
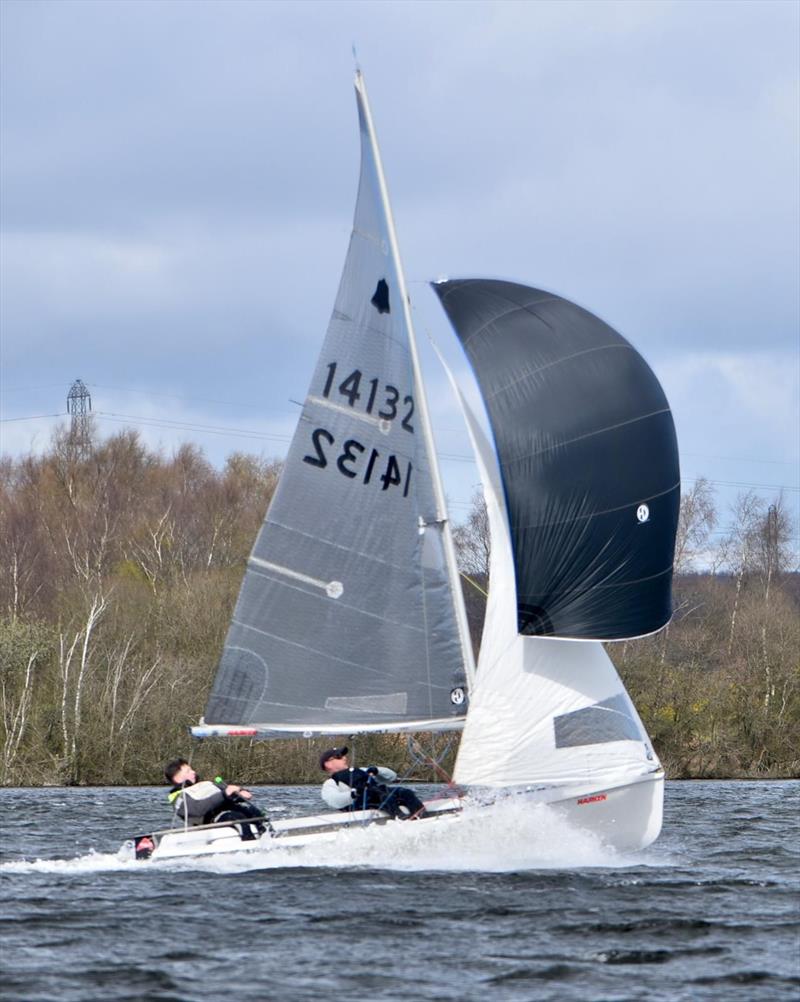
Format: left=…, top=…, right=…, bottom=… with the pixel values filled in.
left=302, top=360, right=415, bottom=497
left=303, top=429, right=413, bottom=497
left=322, top=362, right=414, bottom=432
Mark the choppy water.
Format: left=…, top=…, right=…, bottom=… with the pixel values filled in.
left=1, top=780, right=798, bottom=1001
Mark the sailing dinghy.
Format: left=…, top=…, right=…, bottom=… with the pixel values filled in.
left=120, top=71, right=678, bottom=863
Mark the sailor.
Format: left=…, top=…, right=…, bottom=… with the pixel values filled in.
left=164, top=758, right=266, bottom=840
left=319, top=747, right=427, bottom=819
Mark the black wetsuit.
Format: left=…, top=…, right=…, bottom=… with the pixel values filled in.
left=331, top=767, right=425, bottom=818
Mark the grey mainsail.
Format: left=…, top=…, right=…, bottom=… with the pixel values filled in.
left=196, top=74, right=472, bottom=736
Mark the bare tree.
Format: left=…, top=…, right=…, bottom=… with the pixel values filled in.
left=453, top=489, right=490, bottom=582
left=722, top=492, right=764, bottom=655
left=58, top=593, right=108, bottom=781
left=674, top=478, right=717, bottom=573
left=0, top=641, right=41, bottom=784
left=452, top=490, right=491, bottom=653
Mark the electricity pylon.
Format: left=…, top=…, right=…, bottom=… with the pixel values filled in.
left=67, top=379, right=92, bottom=457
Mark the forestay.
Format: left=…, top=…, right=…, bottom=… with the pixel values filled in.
left=196, top=75, right=471, bottom=737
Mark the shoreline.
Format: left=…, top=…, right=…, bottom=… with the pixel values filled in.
left=3, top=776, right=799, bottom=790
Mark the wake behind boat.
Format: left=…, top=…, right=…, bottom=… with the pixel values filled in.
left=121, top=69, right=677, bottom=863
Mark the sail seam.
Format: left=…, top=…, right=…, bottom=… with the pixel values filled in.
left=504, top=407, right=673, bottom=465
left=233, top=618, right=439, bottom=686
left=486, top=343, right=633, bottom=399
left=264, top=519, right=431, bottom=575
left=455, top=294, right=572, bottom=346
left=515, top=478, right=681, bottom=529
left=240, top=571, right=426, bottom=634
left=519, top=561, right=674, bottom=595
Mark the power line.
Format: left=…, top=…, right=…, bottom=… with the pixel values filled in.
left=0, top=384, right=71, bottom=393
left=3, top=409, right=799, bottom=495
left=87, top=383, right=289, bottom=413
left=680, top=476, right=799, bottom=494
left=0, top=413, right=63, bottom=423
left=93, top=387, right=800, bottom=469
left=96, top=412, right=292, bottom=443
left=682, top=451, right=799, bottom=467
left=6, top=384, right=798, bottom=466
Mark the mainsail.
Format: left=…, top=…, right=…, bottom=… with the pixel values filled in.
left=194, top=75, right=473, bottom=737
left=433, top=279, right=676, bottom=791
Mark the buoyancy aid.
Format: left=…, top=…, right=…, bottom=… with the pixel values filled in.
left=320, top=766, right=399, bottom=810
left=168, top=779, right=226, bottom=825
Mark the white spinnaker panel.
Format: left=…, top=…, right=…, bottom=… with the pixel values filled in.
left=448, top=382, right=661, bottom=789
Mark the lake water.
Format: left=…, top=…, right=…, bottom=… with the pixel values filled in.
left=1, top=780, right=798, bottom=1001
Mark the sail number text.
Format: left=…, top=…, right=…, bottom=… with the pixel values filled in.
left=303, top=429, right=413, bottom=497
left=322, top=362, right=414, bottom=432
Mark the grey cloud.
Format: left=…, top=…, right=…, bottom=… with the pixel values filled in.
left=1, top=0, right=797, bottom=526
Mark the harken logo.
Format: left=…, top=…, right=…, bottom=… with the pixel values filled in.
left=577, top=794, right=607, bottom=806
left=636, top=504, right=650, bottom=523
left=450, top=687, right=466, bottom=706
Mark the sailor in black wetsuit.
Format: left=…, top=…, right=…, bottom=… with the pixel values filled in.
left=164, top=758, right=266, bottom=840
left=319, top=747, right=427, bottom=819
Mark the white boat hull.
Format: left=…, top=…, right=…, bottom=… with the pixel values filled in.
left=121, top=797, right=464, bottom=862
left=461, top=770, right=663, bottom=853
left=549, top=770, right=664, bottom=852
left=120, top=772, right=663, bottom=862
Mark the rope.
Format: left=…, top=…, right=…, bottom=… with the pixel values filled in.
left=342, top=734, right=437, bottom=821
left=460, top=572, right=488, bottom=598
left=405, top=735, right=465, bottom=800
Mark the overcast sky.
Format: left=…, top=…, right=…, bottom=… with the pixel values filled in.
left=1, top=0, right=798, bottom=546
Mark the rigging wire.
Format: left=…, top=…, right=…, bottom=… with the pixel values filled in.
left=0, top=413, right=63, bottom=422
left=406, top=735, right=464, bottom=799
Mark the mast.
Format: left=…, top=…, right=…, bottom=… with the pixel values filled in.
left=354, top=71, right=476, bottom=689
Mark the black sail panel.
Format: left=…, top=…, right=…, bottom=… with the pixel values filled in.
left=433, top=278, right=680, bottom=641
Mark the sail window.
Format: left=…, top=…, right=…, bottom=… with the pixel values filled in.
left=371, top=278, right=390, bottom=314
left=325, top=693, right=408, bottom=714
left=553, top=694, right=641, bottom=748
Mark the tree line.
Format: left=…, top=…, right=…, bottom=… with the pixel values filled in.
left=0, top=426, right=797, bottom=786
